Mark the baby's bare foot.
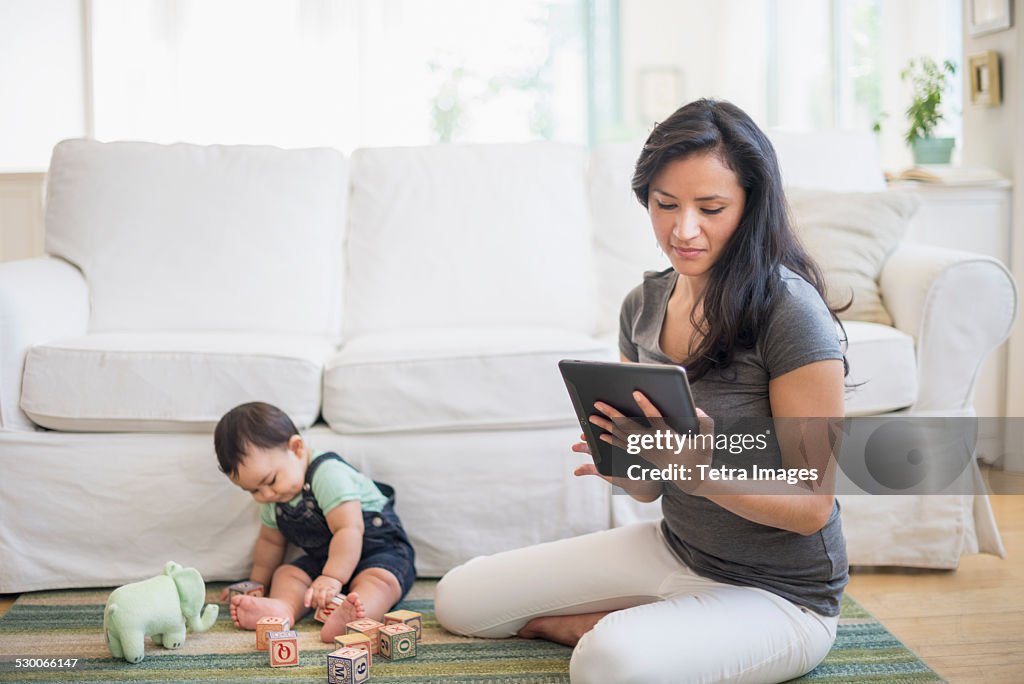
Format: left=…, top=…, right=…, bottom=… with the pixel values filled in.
left=320, top=592, right=367, bottom=643
left=230, top=594, right=293, bottom=630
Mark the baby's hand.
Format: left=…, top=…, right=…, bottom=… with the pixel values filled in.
left=304, top=575, right=343, bottom=609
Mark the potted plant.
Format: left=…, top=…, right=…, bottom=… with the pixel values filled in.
left=901, top=57, right=957, bottom=164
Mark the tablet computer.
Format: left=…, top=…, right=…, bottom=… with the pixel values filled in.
left=558, top=360, right=699, bottom=478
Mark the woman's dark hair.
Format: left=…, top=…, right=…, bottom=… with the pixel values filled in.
left=214, top=402, right=299, bottom=478
left=632, top=98, right=849, bottom=381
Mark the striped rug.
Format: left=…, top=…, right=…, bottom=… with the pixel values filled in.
left=0, top=582, right=943, bottom=683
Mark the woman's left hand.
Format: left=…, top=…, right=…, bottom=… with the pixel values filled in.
left=304, top=574, right=343, bottom=610
left=589, top=391, right=715, bottom=481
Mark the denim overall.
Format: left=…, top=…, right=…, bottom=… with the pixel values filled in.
left=275, top=452, right=416, bottom=595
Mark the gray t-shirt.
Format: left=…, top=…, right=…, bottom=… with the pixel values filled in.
left=619, top=266, right=849, bottom=617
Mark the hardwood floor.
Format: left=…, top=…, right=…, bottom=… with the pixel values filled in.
left=1, top=469, right=1022, bottom=682
left=847, top=467, right=1024, bottom=684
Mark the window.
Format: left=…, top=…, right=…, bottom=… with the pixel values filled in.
left=90, top=0, right=587, bottom=150
left=595, top=0, right=962, bottom=169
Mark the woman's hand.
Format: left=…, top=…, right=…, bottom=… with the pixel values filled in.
left=304, top=574, right=343, bottom=610
left=588, top=392, right=714, bottom=491
left=572, top=436, right=663, bottom=502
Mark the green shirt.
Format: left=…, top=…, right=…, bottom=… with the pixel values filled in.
left=260, top=451, right=388, bottom=529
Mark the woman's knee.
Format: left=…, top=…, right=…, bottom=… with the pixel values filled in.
left=570, top=618, right=659, bottom=684
left=434, top=559, right=487, bottom=636
left=435, top=557, right=526, bottom=638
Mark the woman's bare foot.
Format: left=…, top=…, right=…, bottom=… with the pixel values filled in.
left=320, top=592, right=367, bottom=643
left=517, top=611, right=610, bottom=647
left=230, top=594, right=294, bottom=630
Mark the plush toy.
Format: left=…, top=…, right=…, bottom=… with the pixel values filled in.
left=103, top=560, right=219, bottom=663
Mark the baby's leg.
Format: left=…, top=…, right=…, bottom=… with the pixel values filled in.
left=231, top=564, right=312, bottom=630
left=320, top=567, right=403, bottom=643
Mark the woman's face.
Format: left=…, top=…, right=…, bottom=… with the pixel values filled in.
left=648, top=152, right=746, bottom=284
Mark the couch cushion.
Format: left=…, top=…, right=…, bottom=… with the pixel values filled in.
left=588, top=142, right=670, bottom=337
left=788, top=189, right=919, bottom=326
left=843, top=321, right=918, bottom=415
left=344, top=143, right=599, bottom=337
left=322, top=328, right=616, bottom=434
left=44, top=139, right=348, bottom=337
left=20, top=333, right=333, bottom=431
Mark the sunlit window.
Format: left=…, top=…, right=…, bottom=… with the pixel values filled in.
left=91, top=0, right=587, bottom=150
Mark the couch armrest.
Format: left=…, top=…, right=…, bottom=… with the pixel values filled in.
left=879, top=244, right=1017, bottom=412
left=0, top=256, right=89, bottom=430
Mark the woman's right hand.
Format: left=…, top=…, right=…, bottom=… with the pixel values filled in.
left=571, top=435, right=662, bottom=502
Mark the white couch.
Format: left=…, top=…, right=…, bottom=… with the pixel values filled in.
left=0, top=134, right=1015, bottom=593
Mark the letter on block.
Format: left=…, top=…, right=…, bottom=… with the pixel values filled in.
left=268, top=629, right=299, bottom=667
left=256, top=616, right=291, bottom=651
left=315, top=595, right=344, bottom=623
left=333, top=632, right=372, bottom=665
left=327, top=647, right=370, bottom=684
left=345, top=618, right=384, bottom=655
left=379, top=623, right=417, bottom=661
left=227, top=581, right=265, bottom=599
left=384, top=609, right=423, bottom=641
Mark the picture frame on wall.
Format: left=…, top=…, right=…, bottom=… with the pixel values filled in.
left=968, top=0, right=1013, bottom=36
left=968, top=51, right=1002, bottom=106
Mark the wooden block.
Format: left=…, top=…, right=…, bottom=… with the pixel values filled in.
left=315, top=595, right=344, bottom=623
left=379, top=623, right=417, bottom=661
left=256, top=616, right=291, bottom=651
left=384, top=609, right=423, bottom=641
left=345, top=618, right=384, bottom=655
left=227, top=580, right=264, bottom=599
left=333, top=632, right=372, bottom=665
left=268, top=629, right=299, bottom=667
left=327, top=647, right=371, bottom=684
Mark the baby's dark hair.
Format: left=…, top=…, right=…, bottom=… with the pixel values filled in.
left=214, top=402, right=299, bottom=478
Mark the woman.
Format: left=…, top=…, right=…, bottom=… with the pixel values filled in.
left=435, top=99, right=848, bottom=684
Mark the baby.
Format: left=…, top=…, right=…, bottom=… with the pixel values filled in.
left=214, top=401, right=416, bottom=643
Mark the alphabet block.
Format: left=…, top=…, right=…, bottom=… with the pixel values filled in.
left=383, top=609, right=423, bottom=641
left=345, top=618, right=384, bottom=655
left=268, top=629, right=299, bottom=667
left=333, top=632, right=372, bottom=665
left=327, top=647, right=370, bottom=684
left=227, top=581, right=264, bottom=599
left=379, top=623, right=416, bottom=661
left=315, top=595, right=344, bottom=623
left=256, top=616, right=291, bottom=651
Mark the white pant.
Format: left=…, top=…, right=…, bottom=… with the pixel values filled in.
left=435, top=522, right=838, bottom=684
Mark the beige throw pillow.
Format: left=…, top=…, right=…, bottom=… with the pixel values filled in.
left=787, top=189, right=919, bottom=326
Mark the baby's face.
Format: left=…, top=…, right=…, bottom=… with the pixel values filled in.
left=230, top=439, right=307, bottom=504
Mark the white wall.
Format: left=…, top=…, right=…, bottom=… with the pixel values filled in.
left=0, top=0, right=86, bottom=171
left=962, top=0, right=1021, bottom=176
left=961, top=0, right=1024, bottom=467
left=619, top=0, right=768, bottom=132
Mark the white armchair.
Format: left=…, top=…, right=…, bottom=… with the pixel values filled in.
left=0, top=256, right=89, bottom=431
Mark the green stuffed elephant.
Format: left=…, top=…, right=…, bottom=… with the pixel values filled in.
left=103, top=560, right=219, bottom=663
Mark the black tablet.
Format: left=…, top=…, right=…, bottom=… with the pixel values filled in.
left=558, top=360, right=699, bottom=478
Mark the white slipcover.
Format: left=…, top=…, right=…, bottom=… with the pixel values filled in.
left=20, top=332, right=332, bottom=431
left=344, top=143, right=599, bottom=336
left=322, top=328, right=615, bottom=434
left=842, top=321, right=918, bottom=415
left=44, top=139, right=348, bottom=337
